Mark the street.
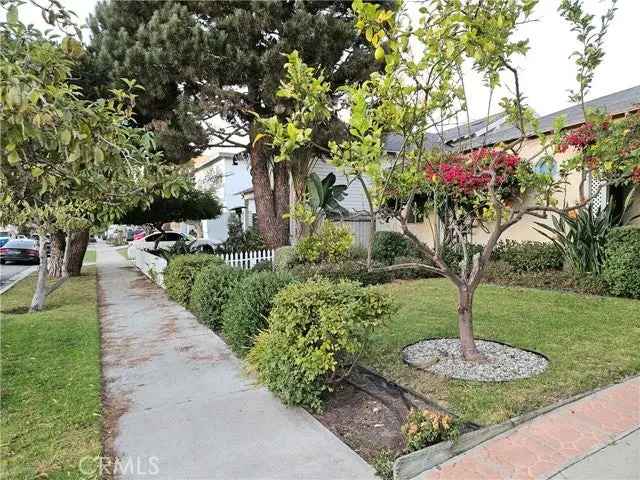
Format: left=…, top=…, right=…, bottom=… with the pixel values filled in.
left=0, top=263, right=35, bottom=291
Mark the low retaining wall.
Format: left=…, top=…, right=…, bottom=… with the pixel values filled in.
left=129, top=246, right=167, bottom=288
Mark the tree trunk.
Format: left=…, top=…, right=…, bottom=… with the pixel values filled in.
left=457, top=287, right=483, bottom=361
left=250, top=134, right=290, bottom=248
left=48, top=230, right=66, bottom=278
left=66, top=229, right=90, bottom=276
left=30, top=240, right=49, bottom=312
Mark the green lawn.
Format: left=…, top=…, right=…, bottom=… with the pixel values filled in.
left=0, top=268, right=102, bottom=479
left=367, top=278, right=640, bottom=426
left=83, top=249, right=96, bottom=264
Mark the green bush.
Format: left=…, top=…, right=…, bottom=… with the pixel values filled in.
left=247, top=279, right=392, bottom=411
left=372, top=231, right=419, bottom=265
left=222, top=271, right=297, bottom=355
left=603, top=227, right=640, bottom=298
left=252, top=260, right=273, bottom=272
left=484, top=261, right=609, bottom=296
left=441, top=243, right=484, bottom=272
left=289, top=260, right=392, bottom=286
left=295, top=222, right=353, bottom=263
left=274, top=245, right=297, bottom=271
left=347, top=243, right=368, bottom=261
left=164, top=254, right=222, bottom=306
left=190, top=263, right=247, bottom=329
left=494, top=240, right=563, bottom=273
left=391, top=256, right=440, bottom=280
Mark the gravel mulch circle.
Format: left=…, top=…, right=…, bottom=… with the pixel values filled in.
left=402, top=338, right=549, bottom=382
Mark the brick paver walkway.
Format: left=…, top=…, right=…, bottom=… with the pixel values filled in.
left=420, top=377, right=640, bottom=479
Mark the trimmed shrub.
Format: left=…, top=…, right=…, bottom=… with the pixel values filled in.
left=603, top=227, right=640, bottom=298
left=494, top=240, right=563, bottom=273
left=289, top=260, right=392, bottom=286
left=164, top=254, right=222, bottom=306
left=222, top=271, right=297, bottom=355
left=295, top=222, right=353, bottom=263
left=347, top=243, right=368, bottom=261
left=391, top=256, right=440, bottom=280
left=372, top=231, right=419, bottom=265
left=247, top=279, right=392, bottom=411
left=441, top=243, right=484, bottom=273
left=274, top=245, right=297, bottom=271
left=252, top=260, right=273, bottom=272
left=190, top=263, right=247, bottom=329
left=484, top=261, right=609, bottom=296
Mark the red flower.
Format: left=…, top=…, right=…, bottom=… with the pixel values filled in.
left=425, top=149, right=520, bottom=195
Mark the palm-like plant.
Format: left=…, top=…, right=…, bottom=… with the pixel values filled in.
left=305, top=172, right=348, bottom=232
left=535, top=187, right=638, bottom=274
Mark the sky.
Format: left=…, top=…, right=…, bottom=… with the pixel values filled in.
left=6, top=0, right=640, bottom=122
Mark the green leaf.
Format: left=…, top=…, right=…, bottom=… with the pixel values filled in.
left=7, top=5, right=18, bottom=25
left=61, top=130, right=72, bottom=146
left=31, top=166, right=44, bottom=177
left=94, top=147, right=104, bottom=163
left=7, top=151, right=20, bottom=165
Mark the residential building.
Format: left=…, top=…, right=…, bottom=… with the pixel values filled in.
left=187, top=152, right=253, bottom=242
left=382, top=85, right=640, bottom=246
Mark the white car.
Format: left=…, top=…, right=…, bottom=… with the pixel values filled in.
left=131, top=231, right=192, bottom=250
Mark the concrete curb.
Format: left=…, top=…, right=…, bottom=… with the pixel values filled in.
left=0, top=265, right=37, bottom=295
left=393, top=374, right=640, bottom=480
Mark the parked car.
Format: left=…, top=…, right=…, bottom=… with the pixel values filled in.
left=133, top=228, right=146, bottom=241
left=189, top=238, right=223, bottom=253
left=0, top=239, right=40, bottom=264
left=30, top=234, right=51, bottom=256
left=131, top=231, right=192, bottom=250
left=0, top=231, right=11, bottom=248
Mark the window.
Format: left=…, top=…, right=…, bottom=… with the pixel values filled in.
left=534, top=158, right=558, bottom=177
left=162, top=232, right=183, bottom=241
left=145, top=233, right=160, bottom=242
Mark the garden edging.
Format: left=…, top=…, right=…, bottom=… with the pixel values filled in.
left=392, top=373, right=640, bottom=480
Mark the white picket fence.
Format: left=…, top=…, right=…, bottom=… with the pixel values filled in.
left=219, top=249, right=274, bottom=269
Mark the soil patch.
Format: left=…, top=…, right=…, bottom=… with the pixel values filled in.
left=313, top=367, right=477, bottom=477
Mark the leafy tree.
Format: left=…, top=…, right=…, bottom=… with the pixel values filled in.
left=86, top=1, right=383, bottom=248
left=0, top=3, right=185, bottom=311
left=261, top=0, right=638, bottom=361
left=118, top=185, right=222, bottom=236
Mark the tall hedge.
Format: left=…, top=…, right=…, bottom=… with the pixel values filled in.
left=190, top=263, right=247, bottom=329
left=371, top=231, right=419, bottom=265
left=222, top=271, right=297, bottom=355
left=163, top=254, right=222, bottom=306
left=603, top=227, right=640, bottom=299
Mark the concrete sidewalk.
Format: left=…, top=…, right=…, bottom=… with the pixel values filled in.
left=97, top=245, right=375, bottom=480
left=418, top=377, right=640, bottom=480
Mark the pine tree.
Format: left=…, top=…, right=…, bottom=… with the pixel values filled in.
left=86, top=1, right=382, bottom=247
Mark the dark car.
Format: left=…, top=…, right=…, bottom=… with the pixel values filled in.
left=0, top=239, right=40, bottom=264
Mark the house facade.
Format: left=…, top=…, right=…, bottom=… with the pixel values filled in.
left=188, top=152, right=253, bottom=242
left=381, top=85, right=640, bottom=247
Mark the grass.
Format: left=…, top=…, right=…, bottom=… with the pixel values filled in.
left=367, top=278, right=640, bottom=426
left=0, top=268, right=102, bottom=479
left=83, top=249, right=96, bottom=264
